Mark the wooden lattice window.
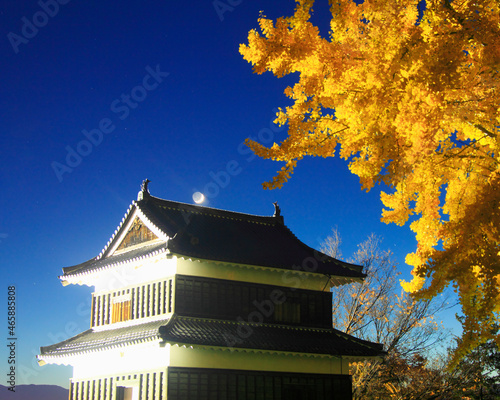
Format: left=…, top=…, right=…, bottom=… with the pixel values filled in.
left=174, top=275, right=330, bottom=327
left=274, top=302, right=301, bottom=324
left=91, top=279, right=173, bottom=327
left=112, top=296, right=131, bottom=323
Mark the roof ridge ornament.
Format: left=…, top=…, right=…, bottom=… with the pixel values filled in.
left=273, top=202, right=284, bottom=224
left=138, top=179, right=151, bottom=201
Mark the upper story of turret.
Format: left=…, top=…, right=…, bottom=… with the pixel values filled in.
left=58, top=181, right=366, bottom=331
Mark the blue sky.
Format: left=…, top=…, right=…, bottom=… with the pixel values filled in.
left=1, top=0, right=454, bottom=389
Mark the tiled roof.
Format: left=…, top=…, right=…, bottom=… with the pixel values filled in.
left=62, top=241, right=167, bottom=277
left=160, top=315, right=385, bottom=357
left=39, top=315, right=384, bottom=358
left=143, top=196, right=361, bottom=276
left=39, top=319, right=168, bottom=357
left=61, top=194, right=364, bottom=279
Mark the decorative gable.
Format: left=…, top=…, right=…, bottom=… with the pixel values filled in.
left=115, top=218, right=159, bottom=252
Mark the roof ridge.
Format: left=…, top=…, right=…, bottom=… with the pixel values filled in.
left=146, top=195, right=278, bottom=226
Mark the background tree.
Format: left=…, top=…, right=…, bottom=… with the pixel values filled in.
left=448, top=324, right=500, bottom=399
left=240, top=0, right=500, bottom=357
left=321, top=229, right=452, bottom=399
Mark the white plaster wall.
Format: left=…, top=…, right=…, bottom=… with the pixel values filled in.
left=176, top=258, right=331, bottom=291
left=93, top=255, right=176, bottom=293
left=72, top=342, right=349, bottom=381
left=72, top=342, right=170, bottom=379
left=169, top=345, right=349, bottom=375
left=76, top=249, right=335, bottom=293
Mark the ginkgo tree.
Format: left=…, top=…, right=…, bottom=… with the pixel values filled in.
left=239, top=0, right=500, bottom=358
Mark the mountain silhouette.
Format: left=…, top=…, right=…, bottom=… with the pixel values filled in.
left=0, top=384, right=68, bottom=400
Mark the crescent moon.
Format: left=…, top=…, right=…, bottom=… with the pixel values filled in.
left=192, top=192, right=205, bottom=204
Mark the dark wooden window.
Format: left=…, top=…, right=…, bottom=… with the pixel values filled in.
left=175, top=275, right=332, bottom=328
left=167, top=367, right=352, bottom=400
left=275, top=302, right=301, bottom=324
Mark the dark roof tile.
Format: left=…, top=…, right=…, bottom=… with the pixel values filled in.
left=40, top=315, right=384, bottom=358
left=143, top=196, right=364, bottom=277
left=40, top=319, right=167, bottom=356
left=160, top=315, right=385, bottom=357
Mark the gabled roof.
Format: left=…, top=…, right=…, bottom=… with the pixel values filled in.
left=39, top=315, right=385, bottom=360
left=61, top=188, right=365, bottom=280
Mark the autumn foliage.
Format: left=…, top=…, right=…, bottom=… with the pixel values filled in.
left=240, top=0, right=500, bottom=357
left=321, top=230, right=452, bottom=399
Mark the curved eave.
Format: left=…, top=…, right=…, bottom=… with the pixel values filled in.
left=38, top=337, right=163, bottom=366
left=60, top=244, right=168, bottom=286
left=278, top=224, right=364, bottom=276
